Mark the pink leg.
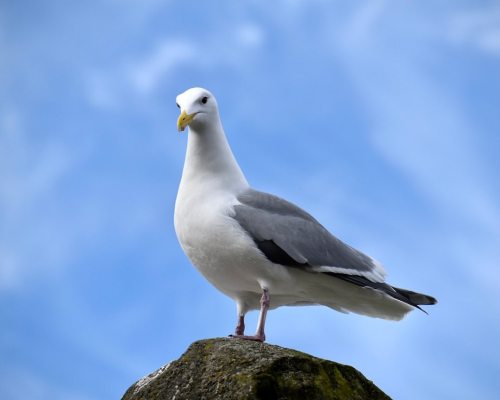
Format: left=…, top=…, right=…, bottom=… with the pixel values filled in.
left=229, top=289, right=270, bottom=342
left=235, top=315, right=245, bottom=336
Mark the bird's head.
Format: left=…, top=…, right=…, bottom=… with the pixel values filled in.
left=176, top=87, right=219, bottom=132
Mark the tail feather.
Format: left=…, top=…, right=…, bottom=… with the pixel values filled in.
left=325, top=272, right=437, bottom=312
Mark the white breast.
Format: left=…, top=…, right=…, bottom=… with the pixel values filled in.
left=175, top=183, right=264, bottom=293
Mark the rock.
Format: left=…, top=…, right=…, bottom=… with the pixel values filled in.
left=121, top=338, right=390, bottom=400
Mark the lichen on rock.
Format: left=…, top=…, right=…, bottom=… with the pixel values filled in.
left=121, top=338, right=391, bottom=400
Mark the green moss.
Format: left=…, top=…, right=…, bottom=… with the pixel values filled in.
left=122, top=338, right=391, bottom=400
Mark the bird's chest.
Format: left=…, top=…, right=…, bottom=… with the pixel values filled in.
left=176, top=203, right=231, bottom=264
left=175, top=190, right=254, bottom=274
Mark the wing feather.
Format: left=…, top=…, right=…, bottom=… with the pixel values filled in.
left=233, top=189, right=386, bottom=282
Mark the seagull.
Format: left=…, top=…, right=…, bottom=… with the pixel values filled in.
left=174, top=87, right=436, bottom=342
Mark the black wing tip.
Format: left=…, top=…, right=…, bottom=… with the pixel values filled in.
left=395, top=288, right=438, bottom=306
left=416, top=296, right=437, bottom=314
left=415, top=304, right=428, bottom=314
left=393, top=288, right=437, bottom=314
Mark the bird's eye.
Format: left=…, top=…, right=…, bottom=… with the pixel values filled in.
left=176, top=102, right=180, bottom=109
left=201, top=96, right=208, bottom=104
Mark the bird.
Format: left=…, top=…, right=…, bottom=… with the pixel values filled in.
left=174, top=87, right=436, bottom=342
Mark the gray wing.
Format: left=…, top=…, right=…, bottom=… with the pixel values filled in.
left=233, top=188, right=386, bottom=282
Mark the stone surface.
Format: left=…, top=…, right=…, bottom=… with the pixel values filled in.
left=121, top=338, right=391, bottom=400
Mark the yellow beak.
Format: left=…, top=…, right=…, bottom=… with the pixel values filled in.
left=177, top=110, right=197, bottom=132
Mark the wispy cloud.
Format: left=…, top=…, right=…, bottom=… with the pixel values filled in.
left=0, top=108, right=74, bottom=290
left=127, top=39, right=198, bottom=96
left=448, top=6, right=500, bottom=55
left=235, top=23, right=266, bottom=48
left=84, top=20, right=266, bottom=111
left=337, top=1, right=500, bottom=241
left=338, top=0, right=387, bottom=45
left=85, top=38, right=198, bottom=110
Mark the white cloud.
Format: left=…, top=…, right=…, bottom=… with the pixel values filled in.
left=339, top=0, right=386, bottom=46
left=84, top=19, right=267, bottom=111
left=448, top=6, right=500, bottom=55
left=0, top=246, right=20, bottom=289
left=127, top=39, right=198, bottom=95
left=0, top=109, right=75, bottom=290
left=85, top=38, right=198, bottom=110
left=338, top=4, right=500, bottom=226
left=334, top=3, right=500, bottom=302
left=367, top=71, right=499, bottom=231
left=236, top=23, right=265, bottom=48
left=85, top=72, right=120, bottom=110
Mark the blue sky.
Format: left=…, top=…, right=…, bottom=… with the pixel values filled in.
left=1, top=1, right=500, bottom=399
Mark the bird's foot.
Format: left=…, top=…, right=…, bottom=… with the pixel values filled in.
left=228, top=334, right=265, bottom=342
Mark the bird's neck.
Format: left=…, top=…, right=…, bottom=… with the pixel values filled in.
left=180, top=117, right=249, bottom=194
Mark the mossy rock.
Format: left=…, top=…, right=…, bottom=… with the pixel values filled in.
left=121, top=338, right=390, bottom=400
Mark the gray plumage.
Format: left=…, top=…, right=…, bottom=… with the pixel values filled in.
left=234, top=188, right=381, bottom=277
left=233, top=188, right=437, bottom=309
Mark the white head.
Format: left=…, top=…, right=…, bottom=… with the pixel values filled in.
left=176, top=87, right=219, bottom=132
